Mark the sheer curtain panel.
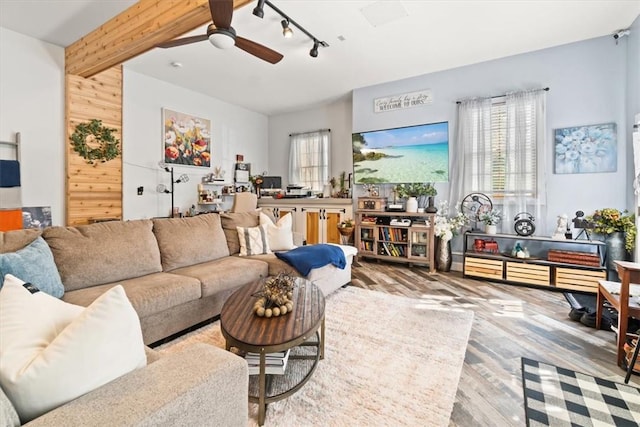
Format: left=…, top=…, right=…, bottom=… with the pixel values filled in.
left=288, top=129, right=330, bottom=192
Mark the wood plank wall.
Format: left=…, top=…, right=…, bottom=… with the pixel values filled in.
left=65, top=66, right=123, bottom=225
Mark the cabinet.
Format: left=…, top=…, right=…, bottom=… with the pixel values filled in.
left=355, top=210, right=435, bottom=272
left=462, top=232, right=607, bottom=293
left=257, top=199, right=353, bottom=245
left=302, top=207, right=348, bottom=245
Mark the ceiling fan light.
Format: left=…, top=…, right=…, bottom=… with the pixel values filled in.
left=209, top=32, right=235, bottom=49
left=281, top=20, right=293, bottom=38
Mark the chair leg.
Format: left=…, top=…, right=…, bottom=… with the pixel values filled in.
left=625, top=338, right=640, bottom=384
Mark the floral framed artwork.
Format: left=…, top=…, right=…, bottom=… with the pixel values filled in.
left=554, top=122, right=616, bottom=174
left=163, top=108, right=211, bottom=167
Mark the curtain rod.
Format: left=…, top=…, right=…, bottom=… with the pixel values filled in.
left=289, top=128, right=331, bottom=137
left=456, top=87, right=549, bottom=104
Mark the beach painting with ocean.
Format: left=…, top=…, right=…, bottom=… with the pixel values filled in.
left=352, top=121, right=449, bottom=184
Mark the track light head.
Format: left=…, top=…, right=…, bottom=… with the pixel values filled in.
left=252, top=0, right=265, bottom=18
left=281, top=20, right=293, bottom=38
left=309, top=40, right=319, bottom=58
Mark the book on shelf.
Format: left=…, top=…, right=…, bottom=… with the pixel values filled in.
left=246, top=349, right=290, bottom=375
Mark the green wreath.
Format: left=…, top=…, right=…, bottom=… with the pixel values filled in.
left=70, top=119, right=121, bottom=164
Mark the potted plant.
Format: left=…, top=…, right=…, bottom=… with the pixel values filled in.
left=479, top=209, right=502, bottom=235
left=394, top=183, right=437, bottom=213
left=433, top=201, right=469, bottom=271
left=586, top=208, right=636, bottom=272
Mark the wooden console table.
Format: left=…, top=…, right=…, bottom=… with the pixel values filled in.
left=596, top=260, right=640, bottom=369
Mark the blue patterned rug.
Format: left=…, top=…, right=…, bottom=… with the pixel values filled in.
left=522, top=358, right=640, bottom=426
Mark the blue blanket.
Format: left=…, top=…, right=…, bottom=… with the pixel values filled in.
left=275, top=244, right=346, bottom=276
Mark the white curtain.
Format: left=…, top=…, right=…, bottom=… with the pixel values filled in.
left=288, top=130, right=330, bottom=192
left=501, top=90, right=547, bottom=234
left=451, top=90, right=547, bottom=234
left=449, top=97, right=492, bottom=211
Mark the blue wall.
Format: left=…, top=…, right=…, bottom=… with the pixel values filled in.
left=353, top=35, right=630, bottom=236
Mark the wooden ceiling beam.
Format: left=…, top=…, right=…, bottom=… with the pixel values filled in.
left=65, top=0, right=253, bottom=78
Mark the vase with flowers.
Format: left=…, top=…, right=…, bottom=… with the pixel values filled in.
left=394, top=183, right=437, bottom=213
left=586, top=208, right=636, bottom=274
left=433, top=201, right=469, bottom=271
left=479, top=209, right=502, bottom=235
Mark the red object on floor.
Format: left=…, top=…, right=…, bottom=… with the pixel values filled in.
left=0, top=209, right=23, bottom=231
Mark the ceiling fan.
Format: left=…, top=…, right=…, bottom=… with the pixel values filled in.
left=155, top=0, right=283, bottom=64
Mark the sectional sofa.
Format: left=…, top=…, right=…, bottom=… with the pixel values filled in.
left=0, top=211, right=356, bottom=425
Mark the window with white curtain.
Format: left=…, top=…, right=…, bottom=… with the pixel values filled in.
left=450, top=89, right=547, bottom=232
left=288, top=129, right=330, bottom=192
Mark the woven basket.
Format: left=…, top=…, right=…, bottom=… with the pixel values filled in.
left=338, top=226, right=354, bottom=236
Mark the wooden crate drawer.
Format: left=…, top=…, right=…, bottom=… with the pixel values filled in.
left=464, top=257, right=503, bottom=280
left=505, top=262, right=550, bottom=286
left=555, top=267, right=605, bottom=293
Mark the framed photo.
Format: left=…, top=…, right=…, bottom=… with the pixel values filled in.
left=22, top=206, right=52, bottom=229
left=162, top=108, right=211, bottom=167
left=554, top=122, right=616, bottom=174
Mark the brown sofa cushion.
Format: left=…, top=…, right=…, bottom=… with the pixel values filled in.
left=243, top=253, right=300, bottom=277
left=152, top=214, right=228, bottom=271
left=219, top=212, right=259, bottom=255
left=62, top=272, right=202, bottom=318
left=43, top=220, right=162, bottom=291
left=0, top=229, right=42, bottom=253
left=172, top=257, right=268, bottom=298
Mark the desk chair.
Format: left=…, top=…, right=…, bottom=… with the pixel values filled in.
left=231, top=192, right=258, bottom=213
left=596, top=260, right=640, bottom=373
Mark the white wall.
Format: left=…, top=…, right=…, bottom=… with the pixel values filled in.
left=122, top=69, right=269, bottom=219
left=0, top=27, right=65, bottom=226
left=268, top=96, right=353, bottom=189
left=352, top=35, right=629, bottom=236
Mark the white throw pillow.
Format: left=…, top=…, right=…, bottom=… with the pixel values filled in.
left=237, top=224, right=271, bottom=256
left=0, top=274, right=146, bottom=423
left=259, top=212, right=296, bottom=251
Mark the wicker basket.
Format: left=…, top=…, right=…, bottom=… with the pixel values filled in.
left=338, top=226, right=354, bottom=236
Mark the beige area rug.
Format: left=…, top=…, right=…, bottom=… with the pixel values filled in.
left=157, top=286, right=474, bottom=426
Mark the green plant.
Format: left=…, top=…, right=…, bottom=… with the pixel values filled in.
left=587, top=208, right=636, bottom=251
left=339, top=218, right=355, bottom=228
left=479, top=209, right=502, bottom=225
left=70, top=119, right=120, bottom=164
left=394, top=182, right=436, bottom=198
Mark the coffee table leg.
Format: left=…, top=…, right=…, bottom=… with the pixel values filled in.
left=259, top=351, right=266, bottom=426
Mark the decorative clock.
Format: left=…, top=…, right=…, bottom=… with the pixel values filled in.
left=514, top=212, right=536, bottom=236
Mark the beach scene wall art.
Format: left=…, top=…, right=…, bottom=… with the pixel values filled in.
left=554, top=122, right=616, bottom=174
left=352, top=121, right=449, bottom=184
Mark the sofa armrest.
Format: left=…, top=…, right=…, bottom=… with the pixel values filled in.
left=26, top=344, right=248, bottom=427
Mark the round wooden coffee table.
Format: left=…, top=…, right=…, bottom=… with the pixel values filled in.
left=220, top=277, right=325, bottom=426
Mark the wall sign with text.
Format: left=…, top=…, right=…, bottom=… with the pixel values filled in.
left=374, top=89, right=433, bottom=113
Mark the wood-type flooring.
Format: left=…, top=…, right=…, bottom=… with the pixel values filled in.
left=350, top=259, right=638, bottom=427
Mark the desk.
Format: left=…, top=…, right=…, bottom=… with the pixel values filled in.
left=596, top=260, right=640, bottom=368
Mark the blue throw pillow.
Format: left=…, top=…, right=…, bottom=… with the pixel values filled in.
left=0, top=236, right=64, bottom=298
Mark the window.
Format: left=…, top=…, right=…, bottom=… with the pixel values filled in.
left=452, top=89, right=547, bottom=232
left=288, top=129, right=330, bottom=192
left=471, top=99, right=538, bottom=199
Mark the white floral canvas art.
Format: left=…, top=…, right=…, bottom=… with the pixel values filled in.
left=554, top=122, right=616, bottom=174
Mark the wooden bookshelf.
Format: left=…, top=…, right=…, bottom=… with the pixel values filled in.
left=355, top=210, right=435, bottom=272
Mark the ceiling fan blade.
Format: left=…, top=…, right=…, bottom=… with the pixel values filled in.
left=157, top=34, right=208, bottom=49
left=209, top=0, right=233, bottom=29
left=235, top=36, right=283, bottom=64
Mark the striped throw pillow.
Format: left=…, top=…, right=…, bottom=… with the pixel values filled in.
left=236, top=224, right=271, bottom=256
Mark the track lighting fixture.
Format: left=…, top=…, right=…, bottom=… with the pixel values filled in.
left=252, top=0, right=266, bottom=18
left=310, top=40, right=319, bottom=58
left=255, top=1, right=328, bottom=57
left=281, top=20, right=293, bottom=38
